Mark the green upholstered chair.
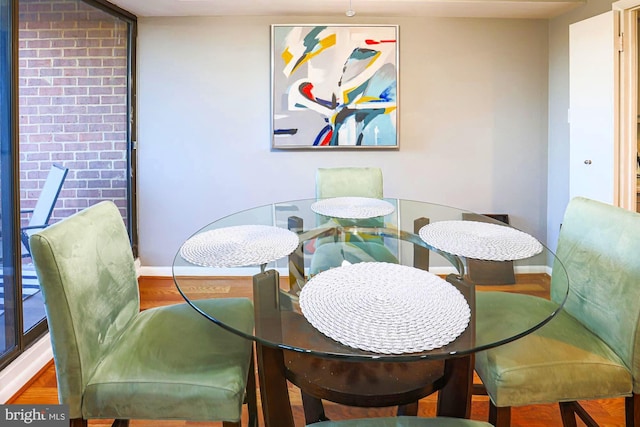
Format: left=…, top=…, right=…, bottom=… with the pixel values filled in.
left=316, top=166, right=384, bottom=199
left=29, top=201, right=257, bottom=427
left=310, top=167, right=398, bottom=275
left=310, top=416, right=493, bottom=427
left=474, top=197, right=640, bottom=427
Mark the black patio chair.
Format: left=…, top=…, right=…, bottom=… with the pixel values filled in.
left=20, top=163, right=69, bottom=258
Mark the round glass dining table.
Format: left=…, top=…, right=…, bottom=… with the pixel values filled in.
left=172, top=198, right=568, bottom=426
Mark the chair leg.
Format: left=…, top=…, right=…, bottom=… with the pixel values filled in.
left=245, top=348, right=259, bottom=427
left=70, top=419, right=88, bottom=427
left=558, top=402, right=579, bottom=427
left=488, top=400, right=511, bottom=427
left=626, top=393, right=640, bottom=427
left=560, top=401, right=599, bottom=427
left=111, top=420, right=129, bottom=427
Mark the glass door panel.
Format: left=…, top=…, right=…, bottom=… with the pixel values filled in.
left=0, top=0, right=135, bottom=370
left=18, top=0, right=131, bottom=333
left=0, top=0, right=17, bottom=360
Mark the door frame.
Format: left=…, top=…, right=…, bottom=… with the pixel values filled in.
left=615, top=0, right=640, bottom=210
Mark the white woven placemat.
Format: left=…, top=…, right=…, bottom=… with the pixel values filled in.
left=311, top=197, right=395, bottom=219
left=180, top=225, right=299, bottom=267
left=299, top=262, right=470, bottom=354
left=418, top=220, right=543, bottom=261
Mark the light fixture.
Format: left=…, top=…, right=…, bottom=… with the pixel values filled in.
left=345, top=0, right=355, bottom=17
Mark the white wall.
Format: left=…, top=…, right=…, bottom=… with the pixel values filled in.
left=137, top=16, right=549, bottom=266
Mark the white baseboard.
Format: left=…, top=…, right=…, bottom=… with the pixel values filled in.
left=0, top=334, right=53, bottom=403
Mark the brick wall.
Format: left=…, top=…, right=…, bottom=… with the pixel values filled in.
left=18, top=0, right=129, bottom=227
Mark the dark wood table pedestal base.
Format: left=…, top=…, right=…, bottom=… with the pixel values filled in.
left=256, top=342, right=473, bottom=427
left=284, top=351, right=446, bottom=424
left=253, top=270, right=474, bottom=427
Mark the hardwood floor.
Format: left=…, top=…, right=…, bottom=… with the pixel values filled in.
left=9, top=275, right=626, bottom=426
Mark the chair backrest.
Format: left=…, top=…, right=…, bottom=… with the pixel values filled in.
left=29, top=201, right=139, bottom=416
left=27, top=164, right=69, bottom=231
left=550, top=196, right=640, bottom=390
left=316, top=167, right=384, bottom=199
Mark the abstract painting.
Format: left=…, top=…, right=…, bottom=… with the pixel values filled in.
left=271, top=25, right=399, bottom=149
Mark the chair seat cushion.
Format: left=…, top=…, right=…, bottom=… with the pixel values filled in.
left=310, top=241, right=398, bottom=275
left=312, top=416, right=492, bottom=427
left=83, top=298, right=254, bottom=421
left=475, top=292, right=632, bottom=407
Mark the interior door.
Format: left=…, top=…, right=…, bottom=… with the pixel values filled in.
left=569, top=11, right=617, bottom=204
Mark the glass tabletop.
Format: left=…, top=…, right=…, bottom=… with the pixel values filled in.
left=173, top=198, right=568, bottom=362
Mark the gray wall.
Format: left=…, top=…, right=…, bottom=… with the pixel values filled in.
left=546, top=0, right=615, bottom=252
left=137, top=15, right=551, bottom=267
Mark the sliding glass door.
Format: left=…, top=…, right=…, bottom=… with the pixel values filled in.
left=0, top=0, right=136, bottom=370
left=0, top=0, right=19, bottom=363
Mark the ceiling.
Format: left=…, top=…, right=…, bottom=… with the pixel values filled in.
left=108, top=0, right=584, bottom=20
